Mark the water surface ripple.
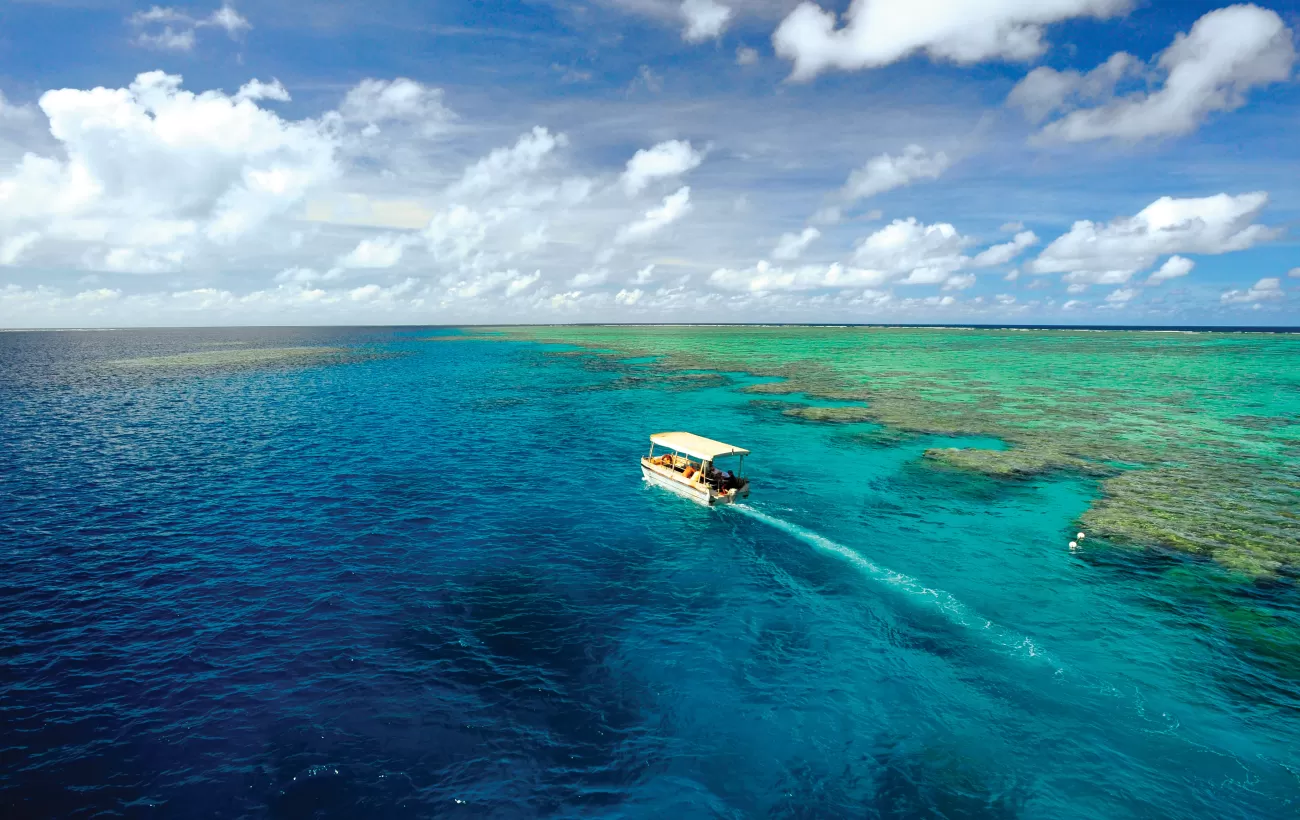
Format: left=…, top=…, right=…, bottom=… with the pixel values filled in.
left=1, top=327, right=1297, bottom=819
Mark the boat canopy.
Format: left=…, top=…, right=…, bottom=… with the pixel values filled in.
left=650, top=432, right=749, bottom=461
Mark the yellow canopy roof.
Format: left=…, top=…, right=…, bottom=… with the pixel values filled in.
left=650, top=431, right=749, bottom=461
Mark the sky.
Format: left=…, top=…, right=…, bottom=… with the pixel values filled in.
left=0, top=0, right=1297, bottom=327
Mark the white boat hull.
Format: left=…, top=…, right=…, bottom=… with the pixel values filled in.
left=641, top=461, right=748, bottom=506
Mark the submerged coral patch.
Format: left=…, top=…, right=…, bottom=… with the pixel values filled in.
left=107, top=346, right=351, bottom=370
left=493, top=325, right=1300, bottom=575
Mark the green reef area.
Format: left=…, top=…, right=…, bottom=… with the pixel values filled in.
left=493, top=325, right=1300, bottom=576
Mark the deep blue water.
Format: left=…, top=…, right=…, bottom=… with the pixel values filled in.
left=2, top=327, right=1297, bottom=819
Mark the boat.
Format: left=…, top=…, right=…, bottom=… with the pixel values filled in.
left=641, top=431, right=750, bottom=506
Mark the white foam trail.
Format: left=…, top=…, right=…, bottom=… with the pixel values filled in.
left=731, top=503, right=1054, bottom=664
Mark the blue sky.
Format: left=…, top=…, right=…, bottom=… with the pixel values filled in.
left=0, top=0, right=1296, bottom=326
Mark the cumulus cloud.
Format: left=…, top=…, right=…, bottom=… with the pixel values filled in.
left=0, top=71, right=338, bottom=272
left=453, top=127, right=566, bottom=197
left=1031, top=192, right=1277, bottom=284
left=1221, top=276, right=1283, bottom=304
left=1146, top=255, right=1194, bottom=285
left=338, top=234, right=413, bottom=269
left=620, top=140, right=703, bottom=196
left=736, top=46, right=760, bottom=65
left=570, top=268, right=609, bottom=287
left=843, top=145, right=950, bottom=202
left=710, top=260, right=890, bottom=292
left=235, top=78, right=290, bottom=103
left=681, top=0, right=733, bottom=42
left=773, top=0, right=1130, bottom=81
left=615, top=287, right=644, bottom=305
left=616, top=186, right=692, bottom=243
left=1289, top=267, right=1300, bottom=278
left=853, top=218, right=970, bottom=285
left=972, top=230, right=1038, bottom=267
left=772, top=227, right=821, bottom=260
left=1018, top=5, right=1296, bottom=142
left=337, top=78, right=455, bottom=137
left=1104, top=286, right=1137, bottom=304
left=92, top=247, right=187, bottom=273
left=441, top=269, right=540, bottom=300
left=130, top=3, right=250, bottom=51
left=1008, top=52, right=1142, bottom=123
left=711, top=216, right=1028, bottom=294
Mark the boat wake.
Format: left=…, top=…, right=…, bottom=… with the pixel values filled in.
left=730, top=503, right=1056, bottom=665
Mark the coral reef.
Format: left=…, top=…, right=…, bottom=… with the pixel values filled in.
left=494, top=325, right=1300, bottom=575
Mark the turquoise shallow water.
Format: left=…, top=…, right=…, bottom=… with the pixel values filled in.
left=1, top=327, right=1298, bottom=818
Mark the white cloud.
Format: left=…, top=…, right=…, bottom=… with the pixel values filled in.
left=615, top=287, right=644, bottom=305
left=1008, top=52, right=1142, bottom=123
left=441, top=269, right=539, bottom=300
left=1066, top=271, right=1138, bottom=291
left=773, top=0, right=1130, bottom=81
left=1104, top=286, right=1137, bottom=304
left=772, top=227, right=821, bottom=260
left=75, top=287, right=121, bottom=303
left=1004, top=269, right=1020, bottom=281
left=629, top=65, right=665, bottom=94
left=453, top=126, right=565, bottom=197
left=633, top=264, right=655, bottom=284
left=1031, top=192, right=1277, bottom=280
left=616, top=186, right=692, bottom=243
left=422, top=205, right=492, bottom=266
left=710, top=260, right=890, bottom=292
left=1221, top=276, right=1283, bottom=304
left=235, top=79, right=290, bottom=103
left=811, top=206, right=842, bottom=225
left=93, top=247, right=187, bottom=273
left=843, top=145, right=950, bottom=202
left=1289, top=267, right=1300, bottom=278
left=208, top=3, right=251, bottom=35
left=274, top=267, right=341, bottom=284
left=972, top=230, right=1038, bottom=267
left=0, top=71, right=338, bottom=271
left=0, top=231, right=40, bottom=265
left=621, top=140, right=703, bottom=196
left=1000, top=221, right=1025, bottom=232
left=853, top=218, right=970, bottom=284
left=1146, top=255, right=1194, bottom=285
left=137, top=27, right=196, bottom=51
left=130, top=3, right=250, bottom=52
left=337, top=78, right=455, bottom=137
left=681, top=0, right=733, bottom=42
left=505, top=271, right=541, bottom=297
left=710, top=216, right=1029, bottom=295
left=1022, top=5, right=1296, bottom=142
left=570, top=268, right=609, bottom=287
left=338, top=234, right=413, bottom=269
left=736, top=46, right=760, bottom=66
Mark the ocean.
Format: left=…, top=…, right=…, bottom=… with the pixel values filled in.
left=2, top=326, right=1297, bottom=818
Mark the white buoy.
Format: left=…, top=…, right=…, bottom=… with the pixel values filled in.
left=1069, top=541, right=1078, bottom=550
left=1077, top=532, right=1086, bottom=540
